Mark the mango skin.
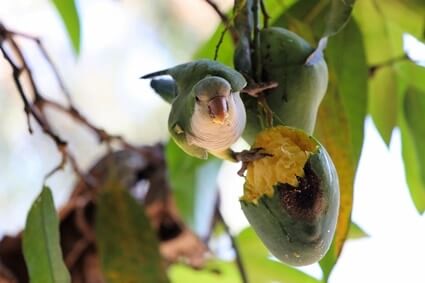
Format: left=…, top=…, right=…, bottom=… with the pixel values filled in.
left=240, top=134, right=339, bottom=266
left=243, top=27, right=328, bottom=144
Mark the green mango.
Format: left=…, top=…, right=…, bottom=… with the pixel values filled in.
left=243, top=27, right=328, bottom=143
left=240, top=126, right=339, bottom=266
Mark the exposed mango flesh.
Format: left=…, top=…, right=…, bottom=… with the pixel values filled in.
left=243, top=126, right=318, bottom=202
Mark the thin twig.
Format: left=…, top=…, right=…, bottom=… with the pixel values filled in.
left=216, top=207, right=249, bottom=283
left=214, top=28, right=229, bottom=60
left=204, top=0, right=230, bottom=24
left=0, top=22, right=135, bottom=182
left=0, top=44, right=66, bottom=147
left=7, top=29, right=74, bottom=105
left=65, top=238, right=90, bottom=269
left=241, top=81, right=278, bottom=97
left=29, top=36, right=74, bottom=104
left=258, top=96, right=273, bottom=128
left=204, top=0, right=239, bottom=59
left=368, top=54, right=409, bottom=77
left=260, top=0, right=270, bottom=28
left=252, top=0, right=261, bottom=82
left=75, top=198, right=96, bottom=241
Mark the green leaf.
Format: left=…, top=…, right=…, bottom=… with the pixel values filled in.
left=347, top=222, right=369, bottom=240
left=395, top=60, right=425, bottom=92
left=260, top=0, right=298, bottom=23
left=400, top=86, right=425, bottom=213
left=166, top=139, right=222, bottom=231
left=354, top=0, right=402, bottom=65
left=316, top=18, right=368, bottom=282
left=395, top=61, right=425, bottom=213
left=237, top=228, right=320, bottom=283
left=273, top=0, right=356, bottom=42
left=23, top=186, right=70, bottom=283
left=166, top=140, right=222, bottom=230
left=375, top=0, right=425, bottom=40
left=324, top=0, right=356, bottom=37
left=51, top=0, right=81, bottom=54
left=326, top=19, right=368, bottom=164
left=169, top=261, right=240, bottom=283
left=354, top=0, right=424, bottom=66
left=96, top=182, right=169, bottom=283
left=369, top=66, right=398, bottom=145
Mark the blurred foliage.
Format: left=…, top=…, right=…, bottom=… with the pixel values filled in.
left=22, top=187, right=70, bottom=283
left=50, top=0, right=80, bottom=54
left=96, top=175, right=169, bottom=283
left=166, top=139, right=221, bottom=230
left=236, top=228, right=320, bottom=283
left=169, top=260, right=240, bottom=283
left=347, top=222, right=369, bottom=240
left=316, top=19, right=368, bottom=281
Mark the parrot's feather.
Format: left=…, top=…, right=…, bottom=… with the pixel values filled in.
left=170, top=122, right=208, bottom=159
left=140, top=69, right=169, bottom=79
left=164, top=60, right=246, bottom=96
left=150, top=79, right=177, bottom=103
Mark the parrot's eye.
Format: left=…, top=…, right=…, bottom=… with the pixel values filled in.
left=195, top=96, right=200, bottom=102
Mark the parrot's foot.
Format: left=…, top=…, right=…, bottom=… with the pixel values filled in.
left=233, top=148, right=273, bottom=177
left=241, top=81, right=278, bottom=97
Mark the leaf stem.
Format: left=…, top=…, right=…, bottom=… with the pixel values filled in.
left=216, top=207, right=249, bottom=283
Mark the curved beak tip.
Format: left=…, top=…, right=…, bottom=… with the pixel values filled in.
left=208, top=96, right=229, bottom=124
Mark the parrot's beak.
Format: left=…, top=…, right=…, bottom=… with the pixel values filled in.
left=208, top=96, right=229, bottom=125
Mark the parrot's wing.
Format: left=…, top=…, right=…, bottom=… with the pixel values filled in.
left=203, top=60, right=247, bottom=91
left=142, top=60, right=247, bottom=97
left=141, top=68, right=178, bottom=103
left=140, top=69, right=169, bottom=79
left=168, top=60, right=248, bottom=94
left=169, top=122, right=208, bottom=159
left=209, top=148, right=236, bottom=162
left=150, top=79, right=177, bottom=103
left=168, top=93, right=208, bottom=160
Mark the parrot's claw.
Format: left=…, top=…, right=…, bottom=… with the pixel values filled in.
left=241, top=81, right=278, bottom=97
left=233, top=147, right=273, bottom=177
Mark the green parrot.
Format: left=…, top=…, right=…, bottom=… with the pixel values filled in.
left=142, top=59, right=253, bottom=162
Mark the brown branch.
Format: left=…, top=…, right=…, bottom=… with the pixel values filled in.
left=214, top=28, right=229, bottom=60
left=368, top=54, right=409, bottom=77
left=204, top=0, right=239, bottom=59
left=252, top=0, right=261, bottom=82
left=65, top=238, right=90, bottom=269
left=0, top=42, right=66, bottom=147
left=0, top=22, right=135, bottom=182
left=216, top=206, right=249, bottom=283
left=75, top=198, right=95, bottom=241
left=204, top=0, right=230, bottom=24
left=17, top=32, right=74, bottom=105
left=260, top=0, right=270, bottom=28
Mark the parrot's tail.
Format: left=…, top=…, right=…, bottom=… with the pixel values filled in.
left=140, top=69, right=169, bottom=79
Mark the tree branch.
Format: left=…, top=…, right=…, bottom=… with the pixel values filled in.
left=204, top=0, right=230, bottom=24
left=368, top=54, right=409, bottom=77
left=260, top=0, right=270, bottom=28
left=216, top=205, right=249, bottom=283
left=204, top=0, right=239, bottom=59
left=10, top=30, right=75, bottom=105
left=0, top=22, right=135, bottom=183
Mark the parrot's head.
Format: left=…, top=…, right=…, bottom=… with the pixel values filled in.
left=193, top=76, right=234, bottom=125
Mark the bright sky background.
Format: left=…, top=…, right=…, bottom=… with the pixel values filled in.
left=0, top=1, right=424, bottom=283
